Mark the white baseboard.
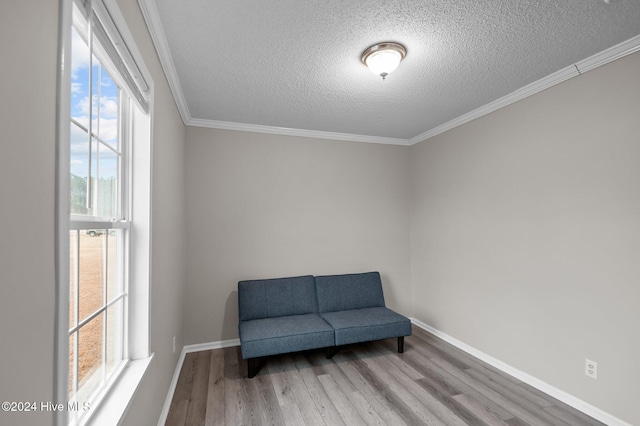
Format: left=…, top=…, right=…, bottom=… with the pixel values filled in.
left=157, top=338, right=241, bottom=425
left=410, top=318, right=631, bottom=426
left=157, top=349, right=186, bottom=426
left=183, top=338, right=241, bottom=354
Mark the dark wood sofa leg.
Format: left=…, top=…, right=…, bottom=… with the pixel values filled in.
left=326, top=347, right=335, bottom=359
left=248, top=358, right=257, bottom=378
left=398, top=336, right=405, bottom=353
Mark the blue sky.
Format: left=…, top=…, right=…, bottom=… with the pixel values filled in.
left=70, top=26, right=119, bottom=180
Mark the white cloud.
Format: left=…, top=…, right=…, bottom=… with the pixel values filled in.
left=71, top=27, right=90, bottom=77
left=100, top=97, right=118, bottom=118
left=71, top=82, right=83, bottom=95
left=71, top=115, right=119, bottom=145
left=76, top=95, right=118, bottom=118
left=94, top=117, right=119, bottom=142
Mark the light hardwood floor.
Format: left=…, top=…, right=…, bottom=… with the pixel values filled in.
left=165, top=326, right=605, bottom=425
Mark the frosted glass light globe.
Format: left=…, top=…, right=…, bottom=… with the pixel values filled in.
left=361, top=42, right=406, bottom=80
left=365, top=49, right=402, bottom=78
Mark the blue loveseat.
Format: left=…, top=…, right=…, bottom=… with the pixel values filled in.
left=238, top=271, right=411, bottom=378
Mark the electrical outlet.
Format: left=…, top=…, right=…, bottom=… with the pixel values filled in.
left=585, top=359, right=597, bottom=379
left=173, top=336, right=176, bottom=353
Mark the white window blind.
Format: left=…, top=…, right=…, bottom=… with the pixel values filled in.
left=74, top=0, right=149, bottom=112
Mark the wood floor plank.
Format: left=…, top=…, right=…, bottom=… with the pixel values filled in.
left=350, top=349, right=438, bottom=424
left=223, top=347, right=259, bottom=426
left=451, top=394, right=511, bottom=426
left=265, top=356, right=298, bottom=407
left=368, top=346, right=496, bottom=426
left=317, top=374, right=367, bottom=426
left=278, top=356, right=325, bottom=426
left=280, top=403, right=305, bottom=426
left=166, top=399, right=188, bottom=426
left=173, top=352, right=198, bottom=403
left=237, top=353, right=286, bottom=425
left=332, top=351, right=397, bottom=412
left=412, top=327, right=523, bottom=385
left=505, top=417, right=533, bottom=426
left=344, top=390, right=387, bottom=426
left=238, top=373, right=268, bottom=425
left=311, top=355, right=358, bottom=394
left=248, top=373, right=287, bottom=425
left=185, top=351, right=211, bottom=425
left=167, top=355, right=195, bottom=426
left=463, top=367, right=572, bottom=426
left=413, top=376, right=490, bottom=426
left=291, top=353, right=346, bottom=426
left=165, top=331, right=606, bottom=426
left=334, top=351, right=425, bottom=425
left=408, top=333, right=472, bottom=371
left=431, top=356, right=564, bottom=426
left=465, top=368, right=554, bottom=409
left=358, top=348, right=457, bottom=426
left=304, top=350, right=334, bottom=376
left=364, top=341, right=425, bottom=380
left=544, top=405, right=607, bottom=426
left=402, top=348, right=516, bottom=421
left=521, top=382, right=605, bottom=426
left=380, top=409, right=410, bottom=426
left=204, top=350, right=225, bottom=426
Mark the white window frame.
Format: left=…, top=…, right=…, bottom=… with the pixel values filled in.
left=55, top=0, right=154, bottom=425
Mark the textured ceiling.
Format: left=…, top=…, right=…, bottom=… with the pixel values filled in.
left=143, top=0, right=640, bottom=143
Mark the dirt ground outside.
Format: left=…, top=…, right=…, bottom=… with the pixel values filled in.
left=69, top=231, right=119, bottom=397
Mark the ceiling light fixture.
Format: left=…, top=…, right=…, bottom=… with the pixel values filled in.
left=361, top=42, right=407, bottom=80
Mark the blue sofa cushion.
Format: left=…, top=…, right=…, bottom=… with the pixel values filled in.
left=238, top=275, right=317, bottom=321
left=315, top=271, right=385, bottom=312
left=239, top=314, right=334, bottom=359
left=320, top=307, right=411, bottom=346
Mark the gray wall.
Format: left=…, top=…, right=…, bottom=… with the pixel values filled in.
left=0, top=1, right=186, bottom=425
left=184, top=128, right=412, bottom=344
left=2, top=1, right=637, bottom=424
left=0, top=2, right=58, bottom=425
left=116, top=0, right=187, bottom=425
left=410, top=51, right=640, bottom=425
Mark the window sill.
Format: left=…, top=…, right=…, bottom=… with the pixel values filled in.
left=84, top=354, right=154, bottom=426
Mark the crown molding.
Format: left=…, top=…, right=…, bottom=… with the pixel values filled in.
left=408, top=66, right=578, bottom=144
left=188, top=118, right=411, bottom=146
left=138, top=0, right=191, bottom=125
left=138, top=3, right=640, bottom=147
left=576, top=33, right=640, bottom=74
left=135, top=0, right=410, bottom=147
left=409, top=33, right=640, bottom=145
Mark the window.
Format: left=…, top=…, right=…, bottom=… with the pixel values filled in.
left=56, top=0, right=152, bottom=425
left=68, top=6, right=129, bottom=421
